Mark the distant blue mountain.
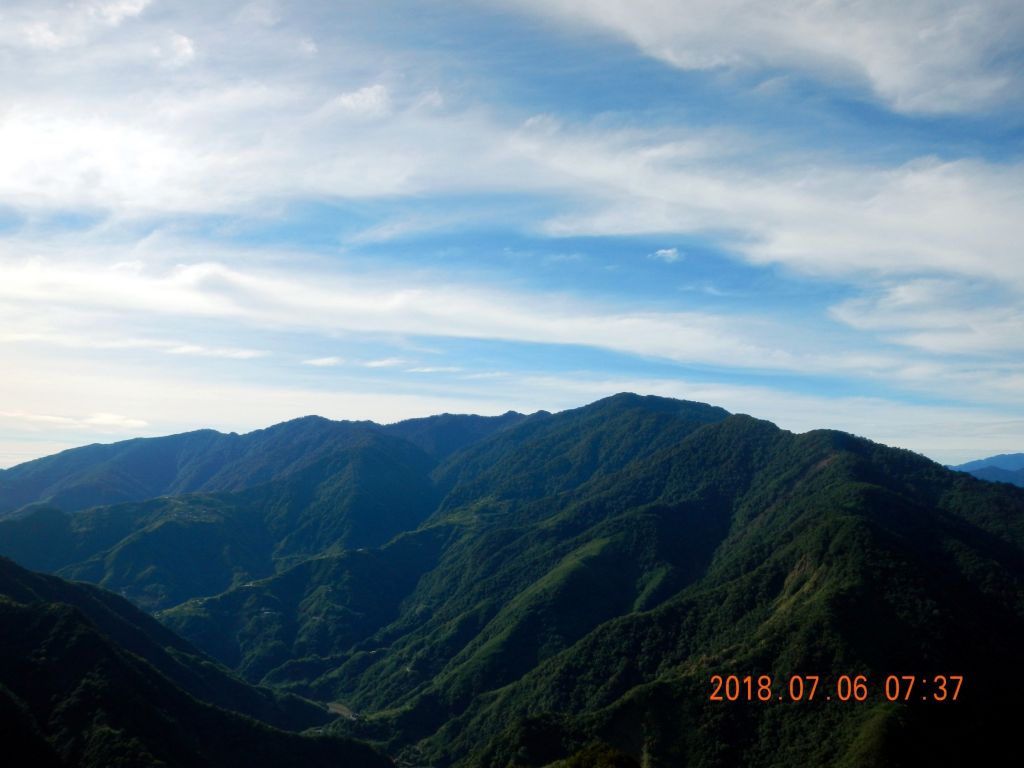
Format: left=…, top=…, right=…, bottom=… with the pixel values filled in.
left=953, top=452, right=1024, bottom=472
left=951, top=453, right=1024, bottom=487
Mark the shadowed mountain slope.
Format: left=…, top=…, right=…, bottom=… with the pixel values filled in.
left=0, top=558, right=391, bottom=768
left=0, top=411, right=525, bottom=519
left=0, top=429, right=439, bottom=610
left=382, top=410, right=529, bottom=461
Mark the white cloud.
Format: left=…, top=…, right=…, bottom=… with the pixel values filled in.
left=0, top=0, right=150, bottom=50
left=5, top=92, right=1021, bottom=301
left=83, top=412, right=150, bottom=428
left=0, top=3, right=1019, bottom=304
left=0, top=86, right=494, bottom=213
left=0, top=328, right=267, bottom=360
left=650, top=247, right=680, bottom=263
left=165, top=344, right=266, bottom=359
left=499, top=0, right=1024, bottom=114
left=2, top=247, right=1021, bottom=411
left=303, top=356, right=345, bottom=367
left=326, top=84, right=390, bottom=117
left=462, top=371, right=510, bottom=380
left=0, top=110, right=198, bottom=212
left=164, top=33, right=196, bottom=67
left=89, top=0, right=150, bottom=27
left=0, top=408, right=147, bottom=431
left=830, top=279, right=1024, bottom=355
left=510, top=124, right=1024, bottom=289
left=0, top=250, right=798, bottom=380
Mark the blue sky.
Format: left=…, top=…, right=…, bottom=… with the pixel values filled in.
left=1, top=0, right=1023, bottom=466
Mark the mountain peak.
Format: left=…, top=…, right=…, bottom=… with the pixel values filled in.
left=580, top=391, right=732, bottom=420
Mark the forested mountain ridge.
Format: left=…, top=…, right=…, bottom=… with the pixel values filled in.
left=0, top=557, right=392, bottom=767
left=2, top=393, right=1022, bottom=766
left=0, top=410, right=527, bottom=519
left=0, top=412, right=535, bottom=609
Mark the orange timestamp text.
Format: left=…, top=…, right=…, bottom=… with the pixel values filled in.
left=709, top=674, right=963, bottom=702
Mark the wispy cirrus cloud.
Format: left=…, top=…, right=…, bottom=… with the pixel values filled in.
left=509, top=123, right=1024, bottom=288
left=2, top=1, right=1021, bottom=297
left=499, top=0, right=1024, bottom=114
left=302, top=356, right=345, bottom=367
left=5, top=88, right=1022, bottom=301
left=0, top=253, right=827, bottom=376
left=0, top=329, right=267, bottom=360
left=830, top=279, right=1024, bottom=355
left=0, top=408, right=147, bottom=431
left=0, top=243, right=1020, bottom=410
left=407, top=366, right=463, bottom=374
left=166, top=344, right=265, bottom=359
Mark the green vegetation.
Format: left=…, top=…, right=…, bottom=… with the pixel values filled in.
left=0, top=412, right=521, bottom=519
left=0, top=557, right=391, bottom=767
left=2, top=394, right=1022, bottom=766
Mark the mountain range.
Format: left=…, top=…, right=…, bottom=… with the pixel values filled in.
left=951, top=453, right=1024, bottom=487
left=2, top=393, right=1022, bottom=767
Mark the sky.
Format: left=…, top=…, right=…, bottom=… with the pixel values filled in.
left=1, top=0, right=1023, bottom=467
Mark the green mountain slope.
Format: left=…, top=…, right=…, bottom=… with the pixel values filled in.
left=162, top=399, right=1024, bottom=766
left=423, top=432, right=1024, bottom=766
left=0, top=430, right=439, bottom=609
left=0, top=412, right=523, bottom=609
left=0, top=558, right=391, bottom=768
left=0, top=418, right=372, bottom=517
left=3, top=394, right=1022, bottom=766
left=0, top=556, right=333, bottom=731
left=0, top=411, right=523, bottom=519
left=158, top=396, right=731, bottom=688
left=383, top=410, right=528, bottom=461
